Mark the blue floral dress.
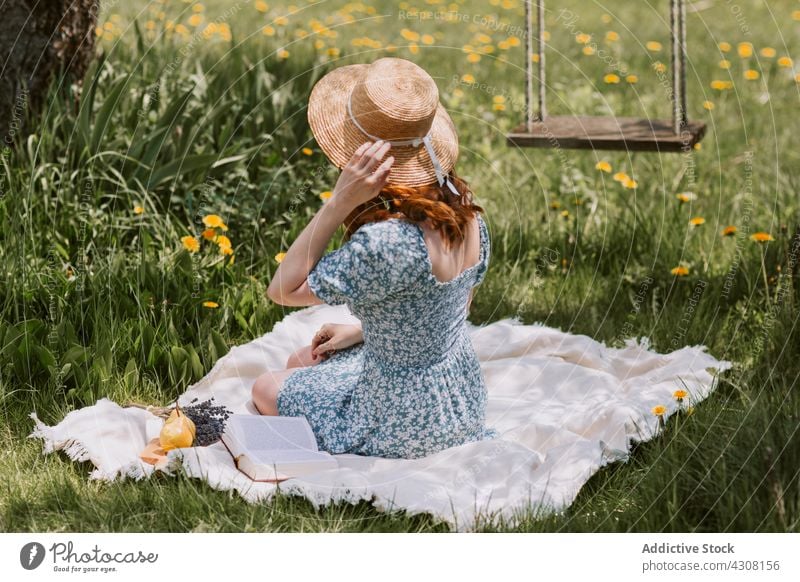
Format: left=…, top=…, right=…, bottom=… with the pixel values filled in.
left=277, top=214, right=497, bottom=459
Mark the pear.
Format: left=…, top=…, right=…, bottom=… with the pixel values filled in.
left=159, top=405, right=196, bottom=450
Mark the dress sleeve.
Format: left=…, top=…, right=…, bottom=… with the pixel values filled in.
left=473, top=214, right=491, bottom=286
left=306, top=220, right=421, bottom=305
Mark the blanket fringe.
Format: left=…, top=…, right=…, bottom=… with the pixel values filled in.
left=28, top=412, right=155, bottom=482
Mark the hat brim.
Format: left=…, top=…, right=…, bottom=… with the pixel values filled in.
left=307, top=64, right=459, bottom=188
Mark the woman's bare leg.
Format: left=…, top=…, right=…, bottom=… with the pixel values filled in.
left=285, top=344, right=320, bottom=368
left=251, top=344, right=322, bottom=416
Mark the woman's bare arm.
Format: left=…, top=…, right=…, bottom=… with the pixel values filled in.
left=266, top=140, right=394, bottom=306
left=266, top=198, right=351, bottom=306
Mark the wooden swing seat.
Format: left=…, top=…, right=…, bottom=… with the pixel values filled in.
left=506, top=115, right=706, bottom=153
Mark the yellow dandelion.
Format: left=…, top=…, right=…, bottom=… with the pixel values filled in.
left=203, top=301, right=219, bottom=308
left=737, top=42, right=753, bottom=58
left=750, top=232, right=774, bottom=243
left=743, top=69, right=760, bottom=80
left=181, top=236, right=200, bottom=253
left=613, top=171, right=629, bottom=182
left=327, top=47, right=340, bottom=57
left=549, top=200, right=561, bottom=210
left=646, top=40, right=662, bottom=52
left=274, top=251, right=287, bottom=263
left=653, top=61, right=667, bottom=73
left=582, top=46, right=595, bottom=56
left=319, top=190, right=333, bottom=201
left=601, top=14, right=612, bottom=24
left=461, top=74, right=475, bottom=83
left=467, top=52, right=481, bottom=63
left=202, top=228, right=216, bottom=240
left=623, top=177, right=638, bottom=189
left=702, top=100, right=715, bottom=110
left=576, top=33, right=591, bottom=44
left=274, top=16, right=288, bottom=26
left=604, top=73, right=620, bottom=84
left=718, top=41, right=731, bottom=53
left=777, top=56, right=793, bottom=68
left=605, top=31, right=619, bottom=42
left=676, top=191, right=696, bottom=203
left=710, top=80, right=733, bottom=90
left=673, top=389, right=687, bottom=400
left=214, top=235, right=232, bottom=250
left=718, top=59, right=731, bottom=69
left=625, top=74, right=638, bottom=84
left=400, top=28, right=420, bottom=42
left=277, top=48, right=289, bottom=59
left=220, top=246, right=234, bottom=256
left=721, top=225, right=737, bottom=237
left=794, top=10, right=800, bottom=21
left=759, top=47, right=776, bottom=58
left=694, top=142, right=702, bottom=151
left=133, top=205, right=144, bottom=215
left=408, top=43, right=419, bottom=54
left=689, top=216, right=706, bottom=226
left=560, top=209, right=570, bottom=219
left=188, top=14, right=203, bottom=27
left=302, top=147, right=313, bottom=156
left=531, top=53, right=540, bottom=63
left=595, top=161, right=612, bottom=173
left=255, top=1, right=269, bottom=12
left=421, top=34, right=434, bottom=45
left=652, top=405, right=667, bottom=416
left=202, top=214, right=228, bottom=231
left=492, top=103, right=506, bottom=111
left=262, top=25, right=275, bottom=36
left=507, top=36, right=520, bottom=47
left=671, top=266, right=689, bottom=276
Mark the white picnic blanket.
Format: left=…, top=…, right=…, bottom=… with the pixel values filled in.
left=29, top=303, right=732, bottom=531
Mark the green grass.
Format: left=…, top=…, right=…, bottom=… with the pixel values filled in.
left=1, top=0, right=799, bottom=532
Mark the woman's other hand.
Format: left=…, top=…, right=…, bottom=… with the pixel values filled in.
left=331, top=141, right=394, bottom=210
left=311, top=323, right=364, bottom=360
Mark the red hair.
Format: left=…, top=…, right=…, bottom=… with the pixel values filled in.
left=342, top=170, right=484, bottom=249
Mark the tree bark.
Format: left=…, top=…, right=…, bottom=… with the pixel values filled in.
left=0, top=0, right=98, bottom=145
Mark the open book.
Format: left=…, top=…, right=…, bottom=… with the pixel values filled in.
left=220, top=415, right=338, bottom=482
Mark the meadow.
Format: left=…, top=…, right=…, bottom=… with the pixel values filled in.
left=1, top=0, right=799, bottom=531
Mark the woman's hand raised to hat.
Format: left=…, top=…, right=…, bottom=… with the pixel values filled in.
left=331, top=140, right=394, bottom=211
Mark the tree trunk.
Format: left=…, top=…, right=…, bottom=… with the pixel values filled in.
left=0, top=0, right=98, bottom=144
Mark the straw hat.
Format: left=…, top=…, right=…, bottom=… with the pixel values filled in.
left=307, top=57, right=460, bottom=189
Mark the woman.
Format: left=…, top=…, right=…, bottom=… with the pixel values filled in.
left=253, top=57, right=496, bottom=459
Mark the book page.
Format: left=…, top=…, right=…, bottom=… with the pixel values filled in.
left=230, top=415, right=318, bottom=452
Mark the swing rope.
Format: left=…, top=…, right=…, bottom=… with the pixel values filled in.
left=524, top=0, right=689, bottom=135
